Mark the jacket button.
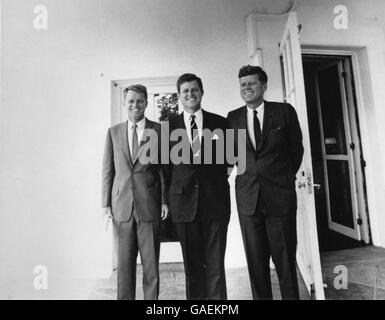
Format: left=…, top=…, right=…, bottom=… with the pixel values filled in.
left=195, top=184, right=199, bottom=188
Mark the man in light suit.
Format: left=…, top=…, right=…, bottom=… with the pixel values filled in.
left=227, top=65, right=304, bottom=300
left=102, top=84, right=169, bottom=300
left=166, top=73, right=231, bottom=300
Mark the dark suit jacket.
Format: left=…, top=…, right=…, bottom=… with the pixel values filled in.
left=166, top=110, right=231, bottom=223
left=227, top=101, right=303, bottom=217
left=102, top=118, right=167, bottom=222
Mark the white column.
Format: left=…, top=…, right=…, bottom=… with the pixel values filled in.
left=246, top=14, right=264, bottom=67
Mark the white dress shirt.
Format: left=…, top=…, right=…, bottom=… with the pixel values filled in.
left=183, top=108, right=203, bottom=144
left=246, top=102, right=264, bottom=150
left=127, top=117, right=146, bottom=157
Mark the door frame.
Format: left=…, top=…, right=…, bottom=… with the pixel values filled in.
left=111, top=76, right=179, bottom=125
left=314, top=59, right=360, bottom=240
left=301, top=47, right=371, bottom=244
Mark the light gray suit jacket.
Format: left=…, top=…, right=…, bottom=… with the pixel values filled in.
left=102, top=118, right=167, bottom=222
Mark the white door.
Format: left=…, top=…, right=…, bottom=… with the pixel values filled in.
left=279, top=12, right=325, bottom=299
left=314, top=60, right=361, bottom=240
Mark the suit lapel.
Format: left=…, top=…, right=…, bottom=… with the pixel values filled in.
left=140, top=118, right=153, bottom=148
left=258, top=100, right=275, bottom=151
left=170, top=113, right=188, bottom=149
left=238, top=106, right=254, bottom=152
left=177, top=112, right=187, bottom=130
left=202, top=109, right=208, bottom=130
left=120, top=121, right=133, bottom=169
left=133, top=118, right=153, bottom=166
left=178, top=111, right=193, bottom=147
left=201, top=109, right=209, bottom=159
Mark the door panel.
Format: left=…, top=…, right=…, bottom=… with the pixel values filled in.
left=279, top=12, right=325, bottom=300
left=342, top=59, right=371, bottom=243
left=318, top=65, right=348, bottom=155
left=327, top=159, right=354, bottom=228
left=315, top=61, right=361, bottom=240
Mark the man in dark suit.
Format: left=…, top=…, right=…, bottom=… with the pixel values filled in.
left=166, top=73, right=230, bottom=300
left=227, top=65, right=304, bottom=300
left=102, top=84, right=169, bottom=300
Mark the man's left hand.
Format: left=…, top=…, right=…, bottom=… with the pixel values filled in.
left=161, top=204, right=169, bottom=221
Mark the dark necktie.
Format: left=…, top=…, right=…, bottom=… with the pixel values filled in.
left=253, top=110, right=262, bottom=150
left=190, top=115, right=201, bottom=161
left=131, top=124, right=138, bottom=162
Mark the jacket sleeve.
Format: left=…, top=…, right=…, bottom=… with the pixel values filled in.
left=226, top=112, right=238, bottom=173
left=160, top=120, right=172, bottom=197
left=158, top=122, right=169, bottom=205
left=287, top=104, right=304, bottom=174
left=223, top=116, right=235, bottom=177
left=159, top=166, right=169, bottom=205
left=101, top=129, right=115, bottom=207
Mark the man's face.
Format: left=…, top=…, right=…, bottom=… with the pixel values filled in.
left=239, top=74, right=267, bottom=106
left=178, top=80, right=203, bottom=113
left=124, top=90, right=147, bottom=123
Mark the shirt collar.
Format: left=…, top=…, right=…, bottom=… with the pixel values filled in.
left=183, top=108, right=203, bottom=123
left=246, top=101, right=264, bottom=116
left=128, top=117, right=146, bottom=130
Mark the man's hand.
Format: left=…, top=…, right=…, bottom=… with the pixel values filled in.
left=102, top=207, right=113, bottom=231
left=161, top=204, right=169, bottom=221
left=102, top=206, right=113, bottom=219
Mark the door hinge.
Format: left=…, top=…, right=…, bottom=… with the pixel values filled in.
left=357, top=217, right=363, bottom=225
left=298, top=24, right=302, bottom=33
left=341, top=71, right=347, bottom=78
left=350, top=142, right=355, bottom=150
left=361, top=158, right=366, bottom=168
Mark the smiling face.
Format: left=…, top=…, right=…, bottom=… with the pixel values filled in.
left=239, top=74, right=267, bottom=108
left=124, top=90, right=147, bottom=123
left=178, top=80, right=203, bottom=114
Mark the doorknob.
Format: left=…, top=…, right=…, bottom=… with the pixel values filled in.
left=313, top=183, right=321, bottom=190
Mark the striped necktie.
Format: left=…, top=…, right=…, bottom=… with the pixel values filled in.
left=131, top=124, right=138, bottom=162
left=253, top=110, right=262, bottom=150
left=190, top=115, right=201, bottom=163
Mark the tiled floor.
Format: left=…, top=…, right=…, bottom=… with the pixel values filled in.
left=90, top=246, right=385, bottom=300
left=3, top=246, right=383, bottom=299
left=321, top=246, right=385, bottom=300
left=90, top=264, right=311, bottom=300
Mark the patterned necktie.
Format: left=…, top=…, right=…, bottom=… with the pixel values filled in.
left=131, top=124, right=138, bottom=162
left=253, top=110, right=262, bottom=150
left=190, top=115, right=201, bottom=162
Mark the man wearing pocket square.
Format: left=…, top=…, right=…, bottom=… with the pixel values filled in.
left=101, top=84, right=169, bottom=300
left=165, top=73, right=231, bottom=300
left=227, top=65, right=304, bottom=299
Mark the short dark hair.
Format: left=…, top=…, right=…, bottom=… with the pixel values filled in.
left=123, top=84, right=148, bottom=101
left=176, top=73, right=204, bottom=93
left=238, top=65, right=268, bottom=84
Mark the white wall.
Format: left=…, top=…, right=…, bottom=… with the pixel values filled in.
left=2, top=0, right=385, bottom=299
left=248, top=0, right=385, bottom=247
left=0, top=0, right=263, bottom=298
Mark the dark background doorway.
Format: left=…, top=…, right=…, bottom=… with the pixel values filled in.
left=302, top=54, right=364, bottom=252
